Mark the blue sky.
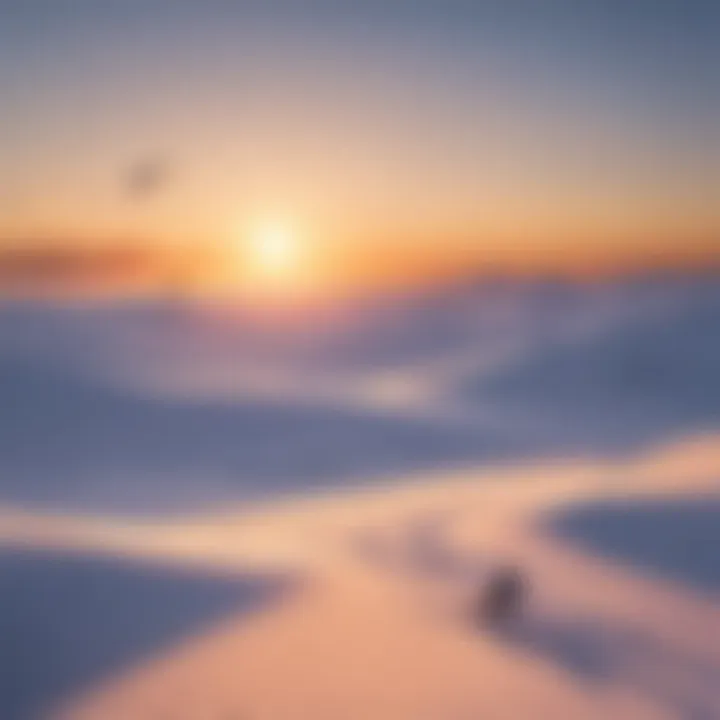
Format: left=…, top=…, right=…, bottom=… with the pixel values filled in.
left=0, top=0, right=718, bottom=281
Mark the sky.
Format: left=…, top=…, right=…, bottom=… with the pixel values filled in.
left=0, top=0, right=719, bottom=296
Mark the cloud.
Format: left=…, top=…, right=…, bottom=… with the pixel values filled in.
left=0, top=244, right=199, bottom=297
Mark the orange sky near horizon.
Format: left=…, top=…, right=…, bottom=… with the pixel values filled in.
left=0, top=230, right=718, bottom=303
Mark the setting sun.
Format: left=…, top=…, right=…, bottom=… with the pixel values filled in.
left=249, top=221, right=299, bottom=279
left=230, top=219, right=323, bottom=302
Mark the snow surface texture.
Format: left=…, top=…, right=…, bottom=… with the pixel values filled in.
left=0, top=276, right=718, bottom=718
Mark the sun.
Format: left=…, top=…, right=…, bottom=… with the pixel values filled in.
left=220, top=218, right=322, bottom=302
left=230, top=218, right=321, bottom=302
left=249, top=220, right=299, bottom=278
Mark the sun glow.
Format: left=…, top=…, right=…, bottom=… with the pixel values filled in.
left=249, top=221, right=300, bottom=279
left=226, top=219, right=323, bottom=304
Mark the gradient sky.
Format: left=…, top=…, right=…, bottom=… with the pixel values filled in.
left=1, top=0, right=719, bottom=290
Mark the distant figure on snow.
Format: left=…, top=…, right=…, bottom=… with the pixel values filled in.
left=476, top=565, right=528, bottom=626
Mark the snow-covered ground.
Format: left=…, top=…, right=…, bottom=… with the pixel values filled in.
left=0, top=276, right=718, bottom=718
